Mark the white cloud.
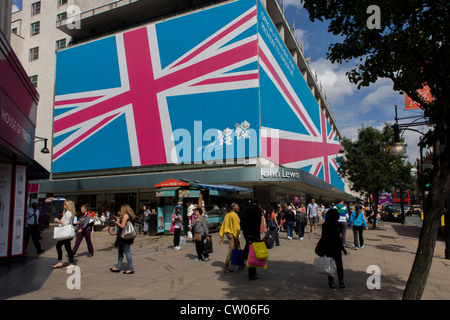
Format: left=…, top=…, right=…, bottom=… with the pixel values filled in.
left=360, top=79, right=397, bottom=114
left=284, top=0, right=303, bottom=9
left=294, top=28, right=308, bottom=51
left=309, top=58, right=355, bottom=106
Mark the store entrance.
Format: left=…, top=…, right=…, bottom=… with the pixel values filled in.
left=114, top=193, right=137, bottom=213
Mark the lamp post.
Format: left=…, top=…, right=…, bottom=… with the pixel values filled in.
left=35, top=136, right=50, bottom=154
left=389, top=105, right=429, bottom=222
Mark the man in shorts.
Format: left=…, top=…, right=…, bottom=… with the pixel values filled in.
left=307, top=199, right=319, bottom=234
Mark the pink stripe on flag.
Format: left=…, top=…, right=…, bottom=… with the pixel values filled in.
left=54, top=96, right=104, bottom=106
left=192, top=73, right=258, bottom=86
left=53, top=113, right=118, bottom=160
left=259, top=49, right=318, bottom=137
left=172, top=8, right=257, bottom=68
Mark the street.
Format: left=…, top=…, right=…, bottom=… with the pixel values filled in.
left=1, top=213, right=449, bottom=301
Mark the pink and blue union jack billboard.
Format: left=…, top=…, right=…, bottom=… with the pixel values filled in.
left=52, top=0, right=345, bottom=191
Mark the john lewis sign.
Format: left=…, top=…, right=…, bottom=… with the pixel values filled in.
left=259, top=167, right=302, bottom=181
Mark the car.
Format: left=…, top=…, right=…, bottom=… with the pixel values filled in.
left=381, top=204, right=406, bottom=222
left=411, top=205, right=422, bottom=215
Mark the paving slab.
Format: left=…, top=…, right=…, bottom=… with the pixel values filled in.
left=2, top=216, right=449, bottom=301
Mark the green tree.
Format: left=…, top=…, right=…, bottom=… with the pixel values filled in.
left=337, top=124, right=414, bottom=227
left=301, top=0, right=450, bottom=299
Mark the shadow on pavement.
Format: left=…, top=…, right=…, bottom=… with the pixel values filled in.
left=0, top=255, right=55, bottom=300
left=391, top=225, right=421, bottom=239
left=209, top=258, right=405, bottom=300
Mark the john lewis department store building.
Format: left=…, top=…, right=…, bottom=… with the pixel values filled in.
left=36, top=0, right=356, bottom=220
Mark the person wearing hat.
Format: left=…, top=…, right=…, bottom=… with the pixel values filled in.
left=219, top=203, right=241, bottom=273
left=170, top=206, right=183, bottom=250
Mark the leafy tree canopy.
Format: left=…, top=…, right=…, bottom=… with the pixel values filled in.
left=337, top=124, right=414, bottom=199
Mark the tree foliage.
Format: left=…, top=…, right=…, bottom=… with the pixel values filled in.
left=301, top=0, right=450, bottom=299
left=337, top=124, right=414, bottom=207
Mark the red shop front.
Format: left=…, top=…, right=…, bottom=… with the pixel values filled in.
left=0, top=29, right=40, bottom=258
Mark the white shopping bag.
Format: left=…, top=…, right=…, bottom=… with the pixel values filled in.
left=314, top=257, right=336, bottom=277
left=53, top=224, right=75, bottom=241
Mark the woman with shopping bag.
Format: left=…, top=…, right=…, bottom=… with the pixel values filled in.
left=52, top=200, right=76, bottom=270
left=110, top=204, right=136, bottom=274
left=219, top=203, right=241, bottom=273
left=191, top=207, right=210, bottom=262
left=317, top=208, right=347, bottom=289
left=240, top=198, right=263, bottom=280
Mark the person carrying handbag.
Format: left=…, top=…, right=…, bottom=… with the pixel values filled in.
left=52, top=200, right=76, bottom=270
left=191, top=207, right=210, bottom=261
left=110, top=204, right=136, bottom=274
left=219, top=203, right=241, bottom=273
left=72, top=203, right=94, bottom=257
left=319, top=208, right=348, bottom=289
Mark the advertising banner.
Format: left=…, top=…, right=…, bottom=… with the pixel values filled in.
left=405, top=85, right=433, bottom=110
left=53, top=0, right=259, bottom=173
left=0, top=163, right=12, bottom=258
left=11, top=165, right=26, bottom=256
left=257, top=0, right=345, bottom=191
left=157, top=207, right=164, bottom=234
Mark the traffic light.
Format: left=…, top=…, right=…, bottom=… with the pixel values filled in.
left=421, top=168, right=432, bottom=191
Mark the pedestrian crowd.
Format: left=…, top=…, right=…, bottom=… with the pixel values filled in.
left=24, top=198, right=368, bottom=289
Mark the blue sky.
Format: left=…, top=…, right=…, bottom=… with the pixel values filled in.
left=283, top=0, right=426, bottom=165
left=12, top=0, right=22, bottom=12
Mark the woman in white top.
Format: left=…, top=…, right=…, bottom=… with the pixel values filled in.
left=52, top=200, right=76, bottom=269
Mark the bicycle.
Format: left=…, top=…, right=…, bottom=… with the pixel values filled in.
left=134, top=216, right=144, bottom=234
left=107, top=217, right=118, bottom=236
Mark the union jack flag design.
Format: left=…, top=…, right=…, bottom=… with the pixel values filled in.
left=257, top=1, right=345, bottom=190
left=52, top=1, right=259, bottom=172
left=52, top=0, right=345, bottom=191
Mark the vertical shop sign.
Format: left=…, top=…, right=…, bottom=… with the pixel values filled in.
left=11, top=165, right=26, bottom=256
left=0, top=163, right=12, bottom=258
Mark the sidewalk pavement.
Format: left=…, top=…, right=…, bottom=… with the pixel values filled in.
left=1, top=216, right=449, bottom=300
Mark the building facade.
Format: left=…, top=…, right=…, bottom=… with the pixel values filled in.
left=12, top=0, right=356, bottom=229
left=10, top=0, right=122, bottom=172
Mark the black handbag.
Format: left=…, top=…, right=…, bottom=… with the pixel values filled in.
left=315, top=238, right=326, bottom=257
left=203, top=236, right=213, bottom=254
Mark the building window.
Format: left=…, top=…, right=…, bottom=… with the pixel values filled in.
left=58, top=0, right=68, bottom=6
left=11, top=28, right=18, bottom=34
left=31, top=2, right=41, bottom=16
left=57, top=12, right=67, bottom=22
left=29, top=47, right=39, bottom=62
left=30, top=75, right=38, bottom=88
left=30, top=21, right=40, bottom=36
left=56, top=39, right=66, bottom=50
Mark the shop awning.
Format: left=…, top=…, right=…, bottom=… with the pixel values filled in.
left=198, top=183, right=252, bottom=193
left=154, top=179, right=189, bottom=188
left=45, top=196, right=66, bottom=203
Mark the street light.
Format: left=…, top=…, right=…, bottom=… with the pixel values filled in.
left=389, top=141, right=407, bottom=156
left=389, top=105, right=426, bottom=224
left=35, top=136, right=50, bottom=154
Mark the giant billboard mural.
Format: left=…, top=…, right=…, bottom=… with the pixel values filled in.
left=257, top=0, right=345, bottom=191
left=53, top=0, right=259, bottom=173
left=52, top=0, right=346, bottom=191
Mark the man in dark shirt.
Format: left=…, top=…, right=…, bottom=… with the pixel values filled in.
left=25, top=202, right=43, bottom=254
left=240, top=198, right=262, bottom=280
